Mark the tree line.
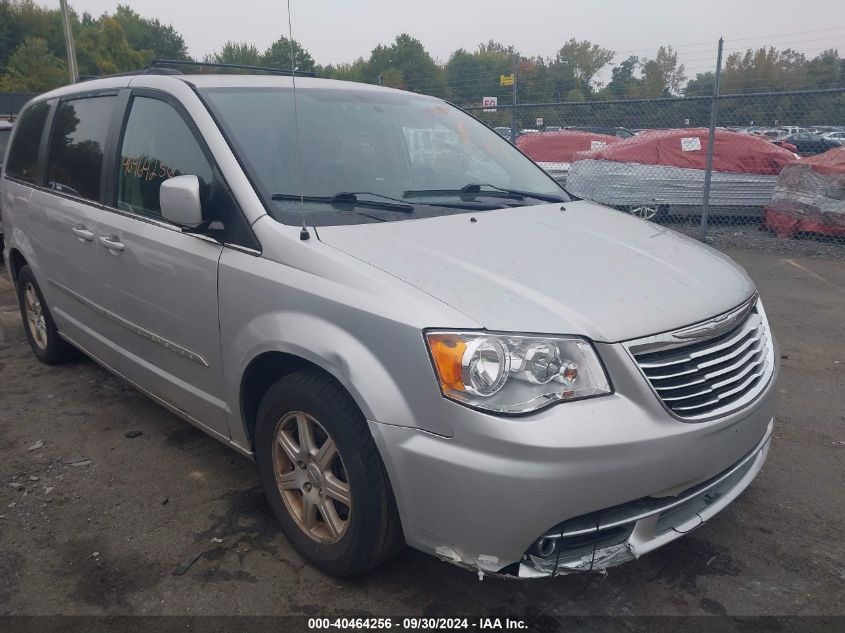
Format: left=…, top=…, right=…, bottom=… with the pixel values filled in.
left=2, top=0, right=843, bottom=110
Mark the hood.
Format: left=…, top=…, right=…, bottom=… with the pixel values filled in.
left=316, top=201, right=755, bottom=342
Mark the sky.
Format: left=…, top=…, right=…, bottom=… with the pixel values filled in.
left=66, top=0, right=845, bottom=82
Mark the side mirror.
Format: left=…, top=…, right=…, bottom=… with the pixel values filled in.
left=160, top=175, right=203, bottom=228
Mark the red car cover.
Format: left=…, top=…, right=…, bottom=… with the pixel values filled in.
left=766, top=146, right=845, bottom=237
left=573, top=128, right=796, bottom=175
left=516, top=130, right=619, bottom=163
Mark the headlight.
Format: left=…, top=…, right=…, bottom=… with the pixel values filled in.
left=425, top=331, right=612, bottom=414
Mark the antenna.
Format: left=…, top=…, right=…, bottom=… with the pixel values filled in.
left=286, top=0, right=308, bottom=233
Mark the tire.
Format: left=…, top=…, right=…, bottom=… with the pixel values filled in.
left=255, top=369, right=404, bottom=576
left=16, top=265, right=78, bottom=365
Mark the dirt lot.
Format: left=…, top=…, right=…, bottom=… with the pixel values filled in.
left=0, top=247, right=843, bottom=618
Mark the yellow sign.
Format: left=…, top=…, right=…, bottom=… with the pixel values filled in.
left=500, top=74, right=514, bottom=87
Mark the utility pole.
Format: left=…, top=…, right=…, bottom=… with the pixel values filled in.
left=59, top=0, right=79, bottom=83
left=699, top=37, right=724, bottom=242
left=510, top=55, right=517, bottom=142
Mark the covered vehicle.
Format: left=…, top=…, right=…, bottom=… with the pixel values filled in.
left=516, top=129, right=619, bottom=184
left=766, top=146, right=845, bottom=238
left=566, top=128, right=797, bottom=219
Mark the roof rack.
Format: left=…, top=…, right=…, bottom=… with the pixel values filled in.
left=79, top=67, right=182, bottom=81
left=146, top=59, right=316, bottom=77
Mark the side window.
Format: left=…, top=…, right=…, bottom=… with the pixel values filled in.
left=5, top=101, right=50, bottom=183
left=46, top=96, right=116, bottom=201
left=117, top=96, right=212, bottom=219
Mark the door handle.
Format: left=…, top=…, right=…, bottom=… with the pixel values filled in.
left=71, top=224, right=94, bottom=241
left=99, top=235, right=125, bottom=252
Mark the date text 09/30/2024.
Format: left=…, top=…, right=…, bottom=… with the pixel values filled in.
left=307, top=618, right=528, bottom=630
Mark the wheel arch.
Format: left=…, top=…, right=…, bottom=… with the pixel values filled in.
left=239, top=350, right=370, bottom=453
left=8, top=247, right=28, bottom=281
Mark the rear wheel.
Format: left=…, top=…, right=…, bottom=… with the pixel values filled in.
left=255, top=369, right=403, bottom=576
left=16, top=265, right=78, bottom=364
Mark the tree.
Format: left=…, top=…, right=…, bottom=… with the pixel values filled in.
left=322, top=57, right=368, bottom=82
left=552, top=39, right=614, bottom=95
left=445, top=41, right=515, bottom=105
left=641, top=46, right=686, bottom=97
left=604, top=55, right=643, bottom=98
left=0, top=35, right=66, bottom=91
left=684, top=71, right=715, bottom=97
left=262, top=35, right=316, bottom=72
left=112, top=5, right=189, bottom=60
left=805, top=49, right=840, bottom=89
left=365, top=34, right=447, bottom=97
left=74, top=16, right=147, bottom=76
left=0, top=0, right=67, bottom=68
left=205, top=41, right=263, bottom=66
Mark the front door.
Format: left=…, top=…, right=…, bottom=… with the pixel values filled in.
left=91, top=94, right=228, bottom=437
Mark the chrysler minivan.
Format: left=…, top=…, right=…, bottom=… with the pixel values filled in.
left=1, top=68, right=777, bottom=578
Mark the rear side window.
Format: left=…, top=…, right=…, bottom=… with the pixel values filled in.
left=117, top=96, right=213, bottom=218
left=46, top=96, right=116, bottom=201
left=5, top=102, right=50, bottom=182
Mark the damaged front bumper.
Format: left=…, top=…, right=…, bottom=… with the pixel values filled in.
left=369, top=347, right=777, bottom=579
left=518, top=420, right=771, bottom=577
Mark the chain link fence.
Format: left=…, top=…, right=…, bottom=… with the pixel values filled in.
left=464, top=87, right=845, bottom=252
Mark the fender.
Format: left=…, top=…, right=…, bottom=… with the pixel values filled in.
left=216, top=230, right=480, bottom=446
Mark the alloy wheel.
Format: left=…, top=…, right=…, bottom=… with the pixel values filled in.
left=23, top=282, right=48, bottom=350
left=272, top=411, right=352, bottom=543
left=630, top=205, right=659, bottom=220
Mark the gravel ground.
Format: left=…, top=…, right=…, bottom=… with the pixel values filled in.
left=0, top=247, right=843, bottom=618
left=673, top=222, right=845, bottom=260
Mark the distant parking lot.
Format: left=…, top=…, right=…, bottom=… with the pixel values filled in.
left=1, top=247, right=843, bottom=617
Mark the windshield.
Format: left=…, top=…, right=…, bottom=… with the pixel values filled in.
left=200, top=86, right=568, bottom=226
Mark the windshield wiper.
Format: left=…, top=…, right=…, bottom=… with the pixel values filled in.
left=403, top=183, right=566, bottom=203
left=271, top=192, right=414, bottom=213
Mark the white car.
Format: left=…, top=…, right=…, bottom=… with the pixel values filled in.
left=821, top=130, right=845, bottom=145
left=779, top=126, right=809, bottom=136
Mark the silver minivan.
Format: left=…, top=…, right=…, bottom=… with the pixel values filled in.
left=1, top=70, right=777, bottom=578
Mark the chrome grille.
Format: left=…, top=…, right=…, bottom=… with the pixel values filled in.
left=628, top=299, right=774, bottom=421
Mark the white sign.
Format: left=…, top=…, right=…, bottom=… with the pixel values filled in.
left=681, top=137, right=702, bottom=151
left=536, top=117, right=544, bottom=126
left=482, top=96, right=497, bottom=112
left=590, top=140, right=607, bottom=150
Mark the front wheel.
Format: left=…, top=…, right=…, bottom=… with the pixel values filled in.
left=255, top=370, right=403, bottom=576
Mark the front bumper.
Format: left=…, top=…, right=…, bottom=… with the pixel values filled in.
left=369, top=341, right=777, bottom=577
left=518, top=421, right=771, bottom=577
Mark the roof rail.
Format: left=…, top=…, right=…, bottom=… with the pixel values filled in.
left=79, top=67, right=182, bottom=82
left=146, top=59, right=316, bottom=77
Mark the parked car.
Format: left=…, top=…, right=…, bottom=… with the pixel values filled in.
left=774, top=132, right=841, bottom=156
left=808, top=126, right=842, bottom=135
left=544, top=125, right=562, bottom=132
left=1, top=72, right=778, bottom=579
left=759, top=128, right=789, bottom=140
left=518, top=128, right=540, bottom=136
left=0, top=120, right=12, bottom=243
left=778, top=126, right=809, bottom=136
left=516, top=129, right=619, bottom=184
left=493, top=126, right=513, bottom=141
left=567, top=125, right=635, bottom=139
left=0, top=120, right=11, bottom=162
left=566, top=128, right=797, bottom=220
left=821, top=130, right=845, bottom=145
